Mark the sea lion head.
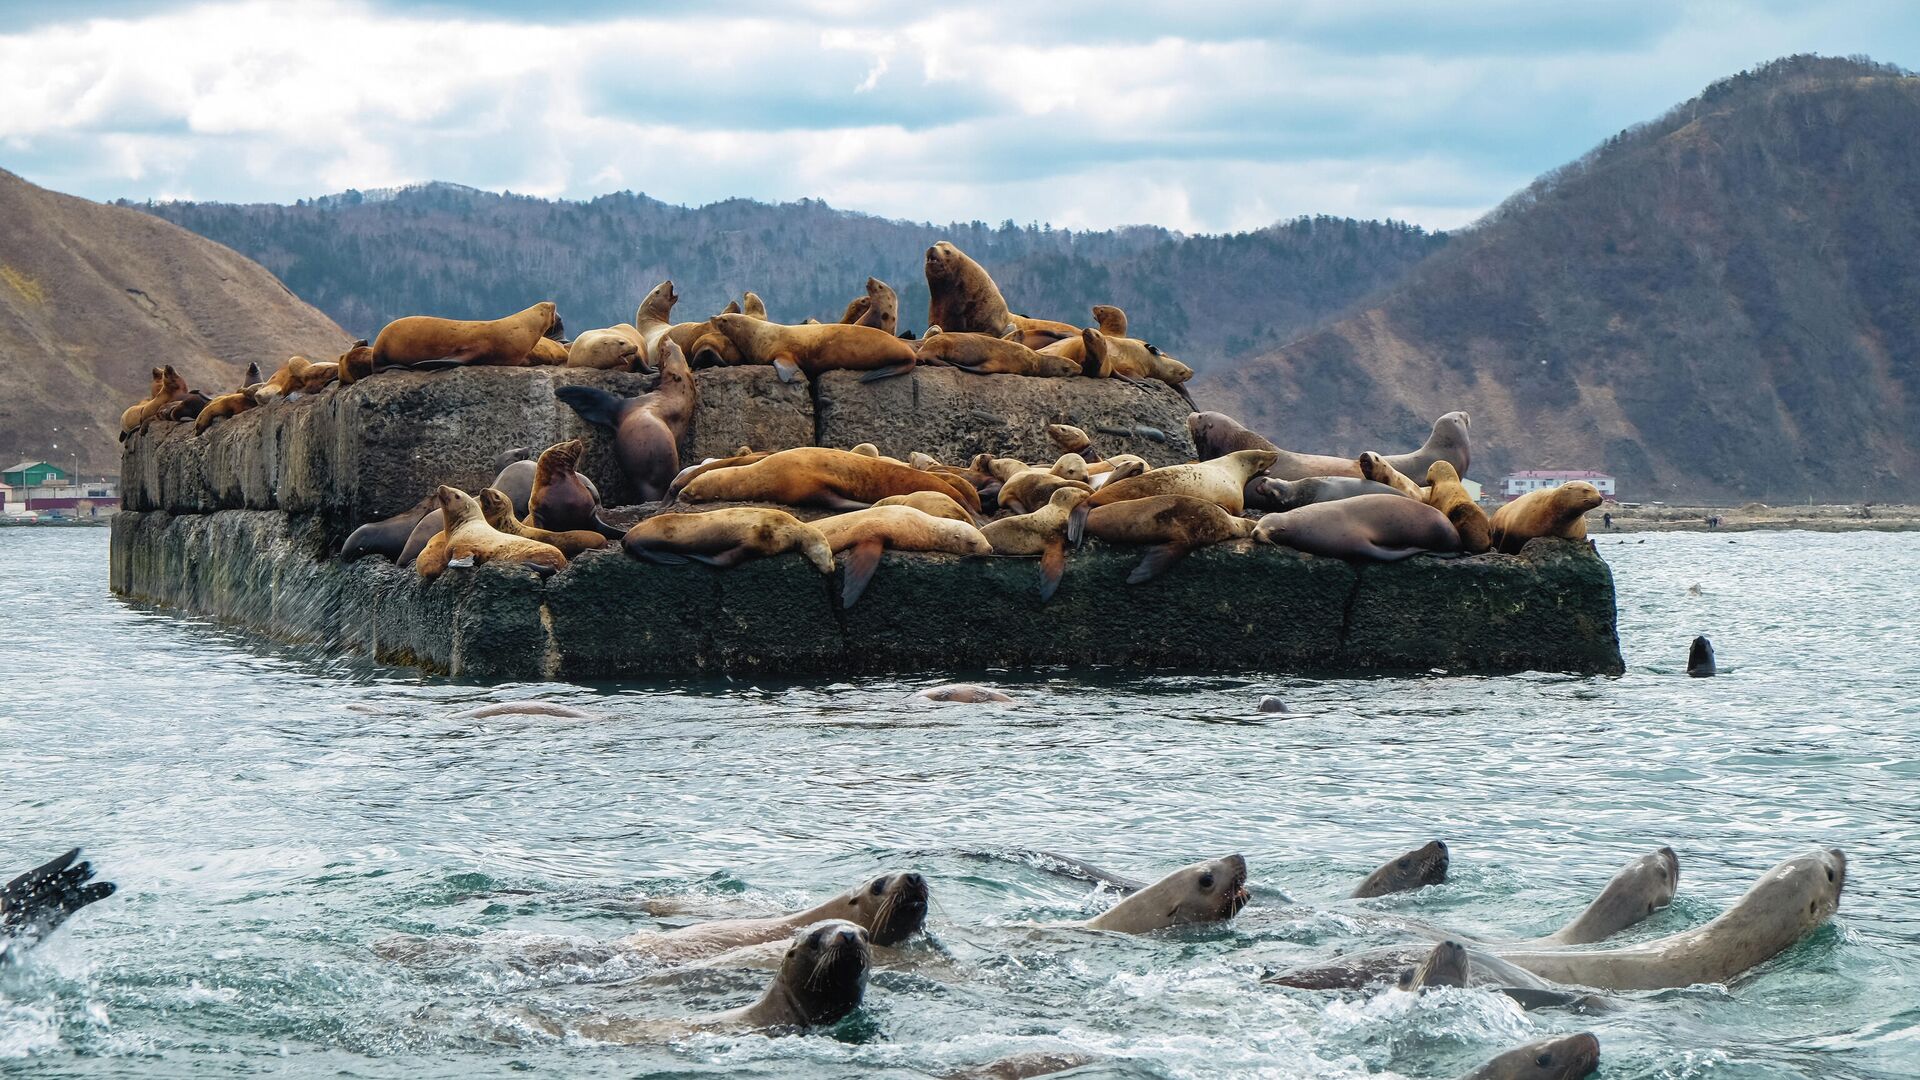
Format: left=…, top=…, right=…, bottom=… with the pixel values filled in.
left=539, top=438, right=585, bottom=475
left=1751, top=848, right=1847, bottom=933
left=477, top=488, right=518, bottom=529
left=1432, top=410, right=1471, bottom=449
left=850, top=443, right=880, bottom=458
left=1094, top=854, right=1250, bottom=932
left=909, top=452, right=940, bottom=470
left=1046, top=424, right=1092, bottom=454
left=1397, top=939, right=1469, bottom=990
left=774, top=920, right=871, bottom=1027
left=710, top=312, right=777, bottom=355
left=1555, top=481, right=1605, bottom=519
left=833, top=872, right=930, bottom=946
left=1468, top=1032, right=1600, bottom=1080
left=161, top=365, right=189, bottom=396
left=742, top=291, right=767, bottom=319
left=1427, top=460, right=1462, bottom=486
left=637, top=279, right=678, bottom=324
left=1048, top=486, right=1093, bottom=512
left=1185, top=411, right=1243, bottom=457
left=434, top=485, right=480, bottom=529
left=1352, top=840, right=1450, bottom=898
left=924, top=242, right=960, bottom=283
left=1580, top=847, right=1679, bottom=932
left=1144, top=342, right=1193, bottom=383
left=146, top=366, right=165, bottom=397
left=1050, top=453, right=1089, bottom=483
left=794, top=520, right=837, bottom=575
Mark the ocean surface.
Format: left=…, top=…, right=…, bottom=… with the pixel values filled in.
left=1, top=527, right=1916, bottom=1079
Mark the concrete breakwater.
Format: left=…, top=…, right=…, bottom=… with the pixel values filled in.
left=111, top=366, right=1624, bottom=678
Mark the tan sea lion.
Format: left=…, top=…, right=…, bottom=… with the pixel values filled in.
left=1080, top=855, right=1249, bottom=934
left=526, top=438, right=618, bottom=536
left=336, top=342, right=375, bottom=384
left=1460, top=1033, right=1600, bottom=1080
left=996, top=466, right=1092, bottom=516
left=396, top=452, right=605, bottom=567
left=621, top=507, right=835, bottom=572
left=1490, top=482, right=1603, bottom=554
left=840, top=276, right=898, bottom=334
left=1424, top=461, right=1492, bottom=554
left=665, top=450, right=774, bottom=501
left=915, top=684, right=1016, bottom=704
left=566, top=326, right=642, bottom=370
left=1007, top=314, right=1080, bottom=349
left=1038, top=328, right=1193, bottom=400
left=1517, top=848, right=1678, bottom=947
left=1045, top=423, right=1093, bottom=455
left=620, top=873, right=928, bottom=960
left=416, top=486, right=566, bottom=580
left=1189, top=410, right=1473, bottom=480
left=120, top=365, right=198, bottom=437
left=1358, top=452, right=1425, bottom=499
left=915, top=329, right=1079, bottom=377
left=1352, top=840, right=1449, bottom=898
left=874, top=491, right=974, bottom=522
left=555, top=340, right=695, bottom=502
left=527, top=336, right=568, bottom=365
left=193, top=385, right=260, bottom=433
left=1079, top=450, right=1276, bottom=527
left=254, top=355, right=338, bottom=401
left=1253, top=494, right=1460, bottom=560
left=1083, top=494, right=1256, bottom=582
left=982, top=487, right=1092, bottom=601
left=944, top=1052, right=1100, bottom=1080
left=680, top=447, right=983, bottom=518
left=1091, top=304, right=1127, bottom=336
left=1396, top=940, right=1470, bottom=990
left=925, top=241, right=1015, bottom=338
left=720, top=299, right=741, bottom=315
left=708, top=314, right=917, bottom=383
left=1089, top=455, right=1149, bottom=489
left=370, top=301, right=560, bottom=370
left=1494, top=848, right=1845, bottom=990
left=478, top=489, right=606, bottom=557
left=813, top=505, right=992, bottom=607
left=120, top=366, right=167, bottom=433
left=413, top=484, right=521, bottom=577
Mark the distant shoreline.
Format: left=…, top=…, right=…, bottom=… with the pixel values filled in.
left=1584, top=504, right=1920, bottom=534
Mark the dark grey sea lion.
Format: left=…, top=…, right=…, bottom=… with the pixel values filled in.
left=1254, top=494, right=1460, bottom=561
left=1687, top=636, right=1716, bottom=677
left=1352, top=840, right=1449, bottom=898
left=1459, top=1032, right=1600, bottom=1079
left=2, top=849, right=115, bottom=958
left=1245, top=474, right=1403, bottom=513
left=340, top=491, right=438, bottom=562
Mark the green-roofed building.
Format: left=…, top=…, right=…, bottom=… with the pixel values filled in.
left=2, top=461, right=69, bottom=488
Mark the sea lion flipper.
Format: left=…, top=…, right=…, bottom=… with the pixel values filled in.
left=554, top=384, right=629, bottom=428
left=1038, top=539, right=1067, bottom=603
left=3, top=848, right=116, bottom=942
left=1066, top=502, right=1089, bottom=547
left=590, top=511, right=626, bottom=541
left=857, top=362, right=914, bottom=383
left=1171, top=382, right=1197, bottom=408
left=773, top=357, right=803, bottom=384
left=839, top=539, right=885, bottom=609
left=632, top=547, right=690, bottom=565
left=1127, top=543, right=1191, bottom=584
left=685, top=546, right=751, bottom=569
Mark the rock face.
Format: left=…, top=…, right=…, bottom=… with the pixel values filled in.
left=113, top=363, right=1624, bottom=678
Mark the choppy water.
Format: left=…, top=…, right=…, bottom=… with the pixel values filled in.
left=1, top=528, right=1916, bottom=1078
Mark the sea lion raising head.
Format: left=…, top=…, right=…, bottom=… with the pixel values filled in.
left=1352, top=840, right=1449, bottom=898
left=1081, top=854, right=1249, bottom=934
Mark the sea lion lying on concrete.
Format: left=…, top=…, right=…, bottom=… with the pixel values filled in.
left=565, top=325, right=643, bottom=370
left=370, top=301, right=561, bottom=370
left=120, top=365, right=199, bottom=438
left=812, top=505, right=993, bottom=607
left=555, top=340, right=696, bottom=502
left=621, top=507, right=835, bottom=572
left=1254, top=494, right=1460, bottom=560
left=679, top=447, right=983, bottom=518
left=1188, top=411, right=1472, bottom=481
left=1425, top=460, right=1493, bottom=553
left=342, top=491, right=440, bottom=563
left=1490, top=482, right=1603, bottom=554
left=415, top=486, right=567, bottom=580
left=982, top=487, right=1092, bottom=601
left=706, top=314, right=918, bottom=383
left=2, top=848, right=115, bottom=956
left=916, top=328, right=1080, bottom=377
left=1082, top=494, right=1256, bottom=583
left=477, top=489, right=606, bottom=557
left=1245, top=475, right=1402, bottom=513
left=874, top=490, right=976, bottom=522
left=1077, top=854, right=1249, bottom=933
left=193, top=384, right=261, bottom=433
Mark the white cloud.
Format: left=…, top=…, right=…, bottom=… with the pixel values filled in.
left=0, top=0, right=1916, bottom=230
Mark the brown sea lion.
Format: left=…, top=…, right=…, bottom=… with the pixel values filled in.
left=874, top=490, right=974, bottom=522
left=621, top=873, right=927, bottom=959
left=253, top=355, right=339, bottom=402
left=120, top=366, right=166, bottom=433
left=1494, top=848, right=1845, bottom=991
left=1396, top=940, right=1470, bottom=991
left=1007, top=314, right=1080, bottom=349
left=120, top=365, right=198, bottom=437
left=982, top=487, right=1091, bottom=601
left=996, top=465, right=1092, bottom=516
left=1490, top=482, right=1603, bottom=554
left=665, top=450, right=774, bottom=501
left=336, top=343, right=375, bottom=384
left=566, top=326, right=643, bottom=370
left=840, top=276, right=899, bottom=334
left=1424, top=461, right=1492, bottom=554
left=1253, top=494, right=1460, bottom=560
left=1038, top=328, right=1194, bottom=401
left=1080, top=449, right=1275, bottom=520
left=1045, top=423, right=1093, bottom=456
left=396, top=453, right=604, bottom=567
left=813, top=505, right=992, bottom=607
left=1460, top=1033, right=1600, bottom=1080
left=193, top=385, right=260, bottom=433
left=526, top=438, right=619, bottom=537
left=1079, top=855, right=1249, bottom=934
left=925, top=241, right=1015, bottom=338
left=528, top=336, right=568, bottom=365
left=370, top=301, right=560, bottom=370
left=1245, top=475, right=1401, bottom=513
left=1358, top=452, right=1425, bottom=499
left=1189, top=410, right=1472, bottom=481
left=413, top=482, right=518, bottom=577
left=1083, top=494, right=1256, bottom=583
left=416, top=486, right=566, bottom=580
left=915, top=329, right=1078, bottom=377
left=555, top=340, right=696, bottom=502
left=1352, top=840, right=1449, bottom=898
left=708, top=314, right=917, bottom=383
left=944, top=1052, right=1099, bottom=1080
left=1091, top=304, right=1127, bottom=336
left=341, top=491, right=440, bottom=562
left=478, top=489, right=606, bottom=557
left=680, top=447, right=983, bottom=518
left=621, top=507, right=835, bottom=572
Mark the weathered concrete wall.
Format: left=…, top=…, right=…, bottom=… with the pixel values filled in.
left=111, top=509, right=1624, bottom=678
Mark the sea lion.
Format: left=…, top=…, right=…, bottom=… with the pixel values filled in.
left=1089, top=454, right=1149, bottom=489
left=1082, top=495, right=1256, bottom=583
left=621, top=507, right=835, bottom=572
left=1687, top=636, right=1716, bottom=677
left=1396, top=940, right=1470, bottom=990
left=620, top=873, right=928, bottom=960
left=1424, top=461, right=1493, bottom=553
left=193, top=384, right=260, bottom=433
left=1245, top=475, right=1402, bottom=513
left=370, top=301, right=560, bottom=370
left=566, top=326, right=643, bottom=370
left=849, top=443, right=882, bottom=458
left=336, top=342, right=375, bottom=384
left=708, top=314, right=917, bottom=383
left=1358, top=452, right=1425, bottom=499
left=120, top=365, right=198, bottom=437
left=924, top=241, right=1016, bottom=338
left=944, top=1052, right=1101, bottom=1080
left=634, top=279, right=683, bottom=365
left=813, top=506, right=992, bottom=607
left=396, top=453, right=602, bottom=566
left=1045, top=423, right=1093, bottom=456
left=915, top=329, right=1079, bottom=377
left=478, top=489, right=606, bottom=557
left=1518, top=848, right=1678, bottom=947
left=680, top=447, right=983, bottom=519
left=1493, top=848, right=1846, bottom=990
left=454, top=701, right=600, bottom=720
left=995, top=465, right=1092, bottom=516
left=528, top=336, right=568, bottom=365
left=742, top=291, right=767, bottom=319
left=526, top=438, right=620, bottom=537
left=874, top=490, right=975, bottom=523
left=1038, top=328, right=1193, bottom=400
left=839, top=277, right=898, bottom=334
left=1078, top=450, right=1276, bottom=528
left=982, top=487, right=1093, bottom=601
left=250, top=355, right=338, bottom=402
left=341, top=491, right=439, bottom=562
left=1490, top=482, right=1603, bottom=554
left=582, top=921, right=871, bottom=1040
left=2, top=848, right=115, bottom=953
left=665, top=450, right=774, bottom=501
left=1091, top=304, right=1127, bottom=336
left=1253, top=494, right=1460, bottom=560
left=915, top=684, right=1016, bottom=703
left=1352, top=840, right=1449, bottom=898
left=416, top=485, right=566, bottom=579
left=554, top=341, right=696, bottom=502
left=1188, top=410, right=1472, bottom=481
left=1080, top=855, right=1249, bottom=933
left=1459, top=1033, right=1600, bottom=1080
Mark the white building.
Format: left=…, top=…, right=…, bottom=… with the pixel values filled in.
left=1500, top=470, right=1616, bottom=501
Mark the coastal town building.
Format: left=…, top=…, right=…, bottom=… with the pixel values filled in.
left=1499, top=469, right=1616, bottom=501
left=2, top=460, right=120, bottom=519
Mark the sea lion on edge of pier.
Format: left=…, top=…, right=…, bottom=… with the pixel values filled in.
left=1254, top=494, right=1459, bottom=561
left=1490, top=482, right=1603, bottom=554
left=812, top=506, right=992, bottom=607
left=416, top=486, right=566, bottom=580
left=665, top=450, right=773, bottom=501
left=1352, top=840, right=1449, bottom=898
left=1514, top=847, right=1678, bottom=947
left=396, top=454, right=604, bottom=567
left=478, top=489, right=606, bottom=557
left=1424, top=460, right=1493, bottom=554
left=526, top=438, right=621, bottom=538
left=620, top=873, right=928, bottom=960
left=555, top=340, right=696, bottom=502
left=1079, top=854, right=1249, bottom=934
left=995, top=465, right=1092, bottom=516
left=621, top=507, right=835, bottom=572
left=528, top=336, right=568, bottom=365
left=925, top=241, right=1016, bottom=338
left=341, top=491, right=439, bottom=562
left=840, top=276, right=899, bottom=334
left=680, top=447, right=983, bottom=519
left=1460, top=1033, right=1600, bottom=1080
left=874, top=490, right=975, bottom=523
left=982, top=487, right=1093, bottom=601
left=1688, top=636, right=1716, bottom=677
left=915, top=329, right=1079, bottom=377
left=708, top=314, right=917, bottom=383
left=370, top=301, right=560, bottom=370
left=1245, top=475, right=1402, bottom=513
left=566, top=326, right=642, bottom=370
left=1188, top=410, right=1472, bottom=480
left=415, top=482, right=523, bottom=577
left=1082, top=495, right=1256, bottom=583
left=193, top=385, right=260, bottom=433
left=1073, top=450, right=1275, bottom=539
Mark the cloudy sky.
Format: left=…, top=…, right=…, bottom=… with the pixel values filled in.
left=2, top=1, right=1916, bottom=232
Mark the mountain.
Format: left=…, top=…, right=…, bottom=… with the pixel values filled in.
left=0, top=168, right=349, bottom=475
left=1200, top=55, right=1920, bottom=503
left=127, top=187, right=1444, bottom=372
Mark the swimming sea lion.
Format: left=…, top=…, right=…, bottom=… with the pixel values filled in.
left=1245, top=475, right=1401, bottom=513
left=680, top=447, right=983, bottom=518
left=1490, top=482, right=1603, bottom=554
left=925, top=241, right=1016, bottom=338
left=1254, top=494, right=1460, bottom=561
left=478, top=489, right=606, bottom=557
left=2, top=848, right=116, bottom=952
left=526, top=438, right=619, bottom=538
left=1493, top=848, right=1845, bottom=990
left=944, top=1052, right=1101, bottom=1080
left=1080, top=854, right=1249, bottom=933
left=1188, top=411, right=1472, bottom=481
left=915, top=329, right=1079, bottom=377
left=708, top=314, right=918, bottom=383
left=915, top=684, right=1016, bottom=703
left=1358, top=452, right=1425, bottom=499
left=1517, top=848, right=1678, bottom=947
left=555, top=340, right=696, bottom=502
left=1352, top=840, right=1449, bottom=898
left=982, top=487, right=1093, bottom=601
left=1396, top=940, right=1470, bottom=990
left=874, top=490, right=975, bottom=522
left=1091, top=304, right=1127, bottom=336
left=621, top=507, right=835, bottom=572
left=566, top=326, right=643, bottom=370
left=1459, top=1033, right=1600, bottom=1080
left=341, top=491, right=440, bottom=562
left=1424, top=461, right=1492, bottom=553
left=1687, top=636, right=1716, bottom=677
left=1082, top=494, right=1256, bottom=583
left=621, top=873, right=929, bottom=960
left=370, top=301, right=560, bottom=370
left=840, top=277, right=899, bottom=334
left=813, top=506, right=993, bottom=607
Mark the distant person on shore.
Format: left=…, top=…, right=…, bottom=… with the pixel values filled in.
left=1603, top=512, right=1613, bottom=529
